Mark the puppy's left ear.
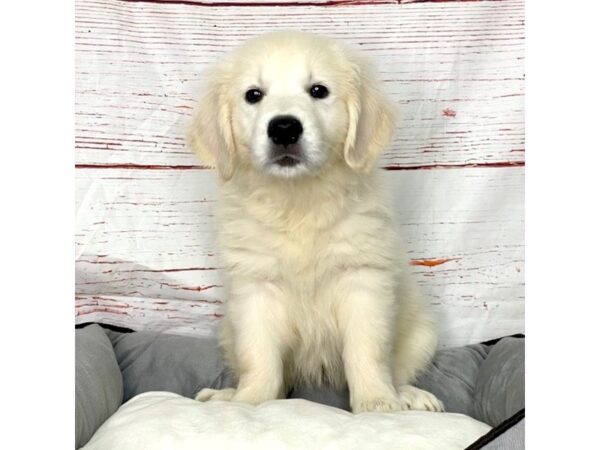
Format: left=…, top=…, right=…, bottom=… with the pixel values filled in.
left=343, top=59, right=396, bottom=172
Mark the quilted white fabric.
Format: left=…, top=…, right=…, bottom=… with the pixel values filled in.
left=82, top=392, right=490, bottom=450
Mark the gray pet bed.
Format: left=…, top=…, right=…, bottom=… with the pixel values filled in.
left=75, top=324, right=524, bottom=449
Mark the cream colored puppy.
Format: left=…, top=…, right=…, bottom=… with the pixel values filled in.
left=188, top=31, right=443, bottom=413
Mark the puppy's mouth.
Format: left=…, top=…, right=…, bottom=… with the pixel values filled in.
left=268, top=144, right=305, bottom=168
left=271, top=153, right=303, bottom=167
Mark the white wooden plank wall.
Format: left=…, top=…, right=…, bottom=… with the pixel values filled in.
left=75, top=0, right=524, bottom=347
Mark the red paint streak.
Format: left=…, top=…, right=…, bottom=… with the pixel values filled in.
left=442, top=108, right=457, bottom=118
left=75, top=163, right=208, bottom=170
left=77, top=308, right=129, bottom=316
left=410, top=257, right=459, bottom=267
left=78, top=259, right=122, bottom=264
left=189, top=299, right=224, bottom=306
left=118, top=0, right=483, bottom=6
left=401, top=0, right=484, bottom=3
left=180, top=284, right=221, bottom=292
left=75, top=141, right=122, bottom=147
left=78, top=302, right=130, bottom=309
left=119, top=267, right=219, bottom=273
left=120, top=0, right=395, bottom=7
left=384, top=161, right=525, bottom=171
left=159, top=280, right=221, bottom=292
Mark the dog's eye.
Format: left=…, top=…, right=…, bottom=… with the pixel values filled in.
left=244, top=88, right=264, bottom=104
left=309, top=84, right=329, bottom=99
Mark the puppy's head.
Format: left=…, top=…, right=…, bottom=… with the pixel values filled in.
left=188, top=31, right=396, bottom=181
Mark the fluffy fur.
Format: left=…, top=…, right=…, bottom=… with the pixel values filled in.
left=188, top=31, right=442, bottom=413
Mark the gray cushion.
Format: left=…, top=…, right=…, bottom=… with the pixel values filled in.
left=474, top=337, right=525, bottom=426
left=76, top=324, right=123, bottom=449
left=414, top=343, right=491, bottom=419
left=477, top=417, right=524, bottom=450
left=106, top=330, right=524, bottom=428
left=106, top=330, right=235, bottom=403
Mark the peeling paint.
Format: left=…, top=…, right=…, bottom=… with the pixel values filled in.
left=410, top=257, right=460, bottom=267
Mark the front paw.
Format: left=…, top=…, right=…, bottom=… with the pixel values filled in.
left=194, top=387, right=236, bottom=402
left=230, top=386, right=279, bottom=405
left=397, top=385, right=444, bottom=412
left=352, top=395, right=403, bottom=413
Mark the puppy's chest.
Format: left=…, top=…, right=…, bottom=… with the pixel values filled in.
left=220, top=193, right=392, bottom=289
left=255, top=222, right=340, bottom=280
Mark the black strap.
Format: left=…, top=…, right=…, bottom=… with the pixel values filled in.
left=465, top=408, right=525, bottom=450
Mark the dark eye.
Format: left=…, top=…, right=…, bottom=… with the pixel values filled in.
left=245, top=88, right=263, bottom=104
left=309, top=84, right=329, bottom=99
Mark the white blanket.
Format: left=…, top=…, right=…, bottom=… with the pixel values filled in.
left=82, top=392, right=490, bottom=450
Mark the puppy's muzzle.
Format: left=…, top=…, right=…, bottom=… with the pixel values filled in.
left=267, top=115, right=304, bottom=167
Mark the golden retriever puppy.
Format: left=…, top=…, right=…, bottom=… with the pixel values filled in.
left=188, top=31, right=443, bottom=413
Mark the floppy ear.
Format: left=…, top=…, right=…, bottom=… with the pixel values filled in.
left=343, top=61, right=396, bottom=172
left=187, top=63, right=236, bottom=181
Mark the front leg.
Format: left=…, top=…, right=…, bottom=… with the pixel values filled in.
left=336, top=269, right=401, bottom=413
left=199, top=280, right=288, bottom=405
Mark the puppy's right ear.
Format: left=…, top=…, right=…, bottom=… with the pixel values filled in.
left=187, top=62, right=236, bottom=181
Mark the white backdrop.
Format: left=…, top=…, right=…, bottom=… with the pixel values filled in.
left=75, top=0, right=524, bottom=348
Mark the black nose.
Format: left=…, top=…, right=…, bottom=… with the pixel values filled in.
left=267, top=116, right=303, bottom=147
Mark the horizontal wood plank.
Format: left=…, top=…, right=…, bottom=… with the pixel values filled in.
left=120, top=1, right=396, bottom=6
left=76, top=166, right=524, bottom=347
left=118, top=1, right=484, bottom=6
left=75, top=0, right=524, bottom=169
